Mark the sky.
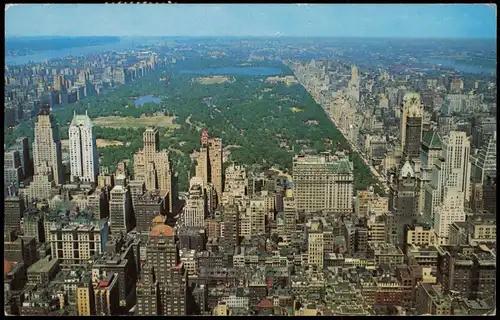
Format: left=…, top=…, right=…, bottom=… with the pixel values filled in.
left=5, top=4, right=497, bottom=39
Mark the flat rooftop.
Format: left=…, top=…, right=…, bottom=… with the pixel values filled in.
left=27, top=256, right=58, bottom=273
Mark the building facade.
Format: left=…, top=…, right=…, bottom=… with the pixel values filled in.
left=68, top=111, right=99, bottom=183
left=292, top=152, right=354, bottom=213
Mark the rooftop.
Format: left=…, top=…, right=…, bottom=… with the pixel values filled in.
left=421, top=130, right=443, bottom=150
left=27, top=256, right=59, bottom=273
left=150, top=224, right=175, bottom=237
left=4, top=260, right=16, bottom=275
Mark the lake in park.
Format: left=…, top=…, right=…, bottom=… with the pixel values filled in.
left=133, top=95, right=161, bottom=106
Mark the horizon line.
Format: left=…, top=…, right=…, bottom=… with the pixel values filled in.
left=6, top=35, right=497, bottom=40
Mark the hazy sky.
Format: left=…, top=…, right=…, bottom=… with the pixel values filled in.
left=5, top=4, right=497, bottom=38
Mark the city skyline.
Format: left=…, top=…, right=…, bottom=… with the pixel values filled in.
left=5, top=4, right=497, bottom=39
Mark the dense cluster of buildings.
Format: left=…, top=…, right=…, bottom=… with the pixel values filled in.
left=4, top=51, right=168, bottom=127
left=4, top=57, right=496, bottom=315
left=287, top=59, right=496, bottom=315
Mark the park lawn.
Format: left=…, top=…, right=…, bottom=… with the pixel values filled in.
left=93, top=115, right=181, bottom=129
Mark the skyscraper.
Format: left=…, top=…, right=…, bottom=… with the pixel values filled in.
left=143, top=127, right=160, bottom=164
left=4, top=150, right=23, bottom=189
left=394, top=160, right=418, bottom=248
left=418, top=130, right=444, bottom=214
left=195, top=130, right=223, bottom=204
left=69, top=111, right=99, bottom=183
left=134, top=127, right=160, bottom=189
left=4, top=196, right=25, bottom=233
left=109, top=184, right=135, bottom=234
left=434, top=187, right=466, bottom=244
left=348, top=65, right=360, bottom=102
left=442, top=131, right=471, bottom=201
left=133, top=128, right=176, bottom=213
left=221, top=204, right=239, bottom=251
left=307, top=219, right=325, bottom=270
left=182, top=178, right=206, bottom=228
left=400, top=93, right=423, bottom=162
left=32, top=106, right=64, bottom=185
left=146, top=223, right=186, bottom=315
left=7, top=137, right=32, bottom=179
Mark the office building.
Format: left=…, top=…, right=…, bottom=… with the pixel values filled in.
left=8, top=137, right=32, bottom=179
left=222, top=164, right=247, bottom=204
left=437, top=245, right=496, bottom=301
left=183, top=178, right=206, bottom=228
left=88, top=188, right=110, bottom=220
left=196, top=130, right=223, bottom=204
left=4, top=196, right=25, bottom=233
left=165, top=263, right=187, bottom=315
left=146, top=223, right=185, bottom=315
left=4, top=150, right=23, bottom=189
left=434, top=188, right=466, bottom=244
left=4, top=233, right=38, bottom=267
left=32, top=106, right=64, bottom=185
left=109, top=184, right=135, bottom=233
left=23, top=207, right=46, bottom=243
left=20, top=161, right=58, bottom=203
left=221, top=204, right=239, bottom=251
left=419, top=130, right=444, bottom=213
left=355, top=187, right=389, bottom=217
left=404, top=224, right=437, bottom=250
left=134, top=191, right=167, bottom=233
left=76, top=274, right=96, bottom=316
left=92, top=236, right=138, bottom=309
left=422, top=157, right=446, bottom=226
left=135, top=265, right=160, bottom=315
left=442, top=131, right=471, bottom=202
left=68, top=111, right=99, bottom=183
left=401, top=93, right=423, bottom=161
left=94, top=273, right=120, bottom=315
left=307, top=219, right=325, bottom=270
left=471, top=132, right=496, bottom=184
left=133, top=128, right=176, bottom=213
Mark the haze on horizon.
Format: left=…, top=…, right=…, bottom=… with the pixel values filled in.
left=5, top=4, right=497, bottom=39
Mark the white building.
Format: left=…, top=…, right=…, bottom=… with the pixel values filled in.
left=69, top=111, right=99, bottom=183
left=109, top=184, right=133, bottom=233
left=292, top=152, right=354, bottom=213
left=423, top=159, right=445, bottom=225
left=434, top=187, right=466, bottom=244
left=442, top=131, right=471, bottom=202
left=182, top=178, right=206, bottom=228
left=444, top=94, right=466, bottom=114
left=33, top=107, right=64, bottom=185
left=347, top=65, right=360, bottom=102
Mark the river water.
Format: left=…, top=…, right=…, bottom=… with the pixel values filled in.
left=5, top=38, right=151, bottom=66
left=425, top=58, right=496, bottom=75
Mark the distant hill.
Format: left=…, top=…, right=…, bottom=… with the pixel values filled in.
left=5, top=36, right=121, bottom=56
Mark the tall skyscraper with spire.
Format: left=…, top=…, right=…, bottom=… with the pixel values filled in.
left=69, top=110, right=99, bottom=183
left=32, top=105, right=64, bottom=185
